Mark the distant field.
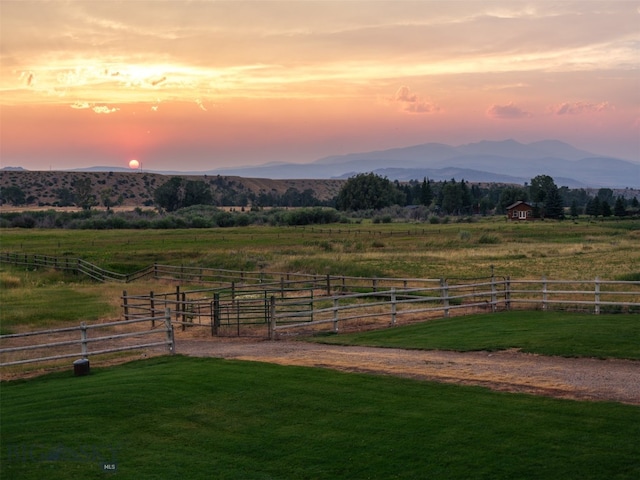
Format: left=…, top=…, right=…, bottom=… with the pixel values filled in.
left=2, top=218, right=638, bottom=280
left=2, top=356, right=639, bottom=480
left=310, top=311, right=640, bottom=360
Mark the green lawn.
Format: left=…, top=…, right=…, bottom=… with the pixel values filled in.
left=1, top=356, right=639, bottom=480
left=310, top=311, right=640, bottom=359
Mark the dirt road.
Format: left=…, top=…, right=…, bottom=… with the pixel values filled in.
left=177, top=338, right=640, bottom=405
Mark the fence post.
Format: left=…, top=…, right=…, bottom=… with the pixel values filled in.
left=505, top=276, right=511, bottom=310
left=309, top=289, right=314, bottom=324
left=390, top=288, right=397, bottom=325
left=491, top=275, right=497, bottom=312
left=212, top=293, right=220, bottom=336
left=594, top=276, right=600, bottom=315
left=80, top=322, right=88, bottom=358
left=165, top=309, right=175, bottom=354
left=441, top=279, right=449, bottom=318
left=175, top=286, right=180, bottom=322
left=269, top=296, right=276, bottom=340
left=150, top=291, right=156, bottom=327
left=181, top=292, right=187, bottom=331
left=122, top=290, right=129, bottom=320
left=333, top=297, right=339, bottom=333
left=373, top=277, right=378, bottom=293
left=542, top=276, right=548, bottom=311
left=326, top=274, right=331, bottom=296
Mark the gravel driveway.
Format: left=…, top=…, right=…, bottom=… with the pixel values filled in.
left=177, top=338, right=640, bottom=405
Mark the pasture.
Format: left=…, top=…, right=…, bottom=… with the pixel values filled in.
left=1, top=217, right=639, bottom=281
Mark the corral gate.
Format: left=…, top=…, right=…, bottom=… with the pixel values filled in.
left=122, top=287, right=314, bottom=338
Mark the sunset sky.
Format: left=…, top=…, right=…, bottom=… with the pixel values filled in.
left=1, top=0, right=638, bottom=172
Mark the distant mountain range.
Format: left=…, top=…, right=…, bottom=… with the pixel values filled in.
left=208, top=139, right=639, bottom=188
left=5, top=139, right=639, bottom=188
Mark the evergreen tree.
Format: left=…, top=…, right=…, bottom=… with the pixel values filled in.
left=614, top=197, right=626, bottom=217
left=601, top=201, right=612, bottom=217
left=586, top=196, right=601, bottom=217
left=441, top=179, right=463, bottom=215
left=544, top=185, right=564, bottom=219
left=570, top=200, right=579, bottom=218
left=420, top=178, right=433, bottom=206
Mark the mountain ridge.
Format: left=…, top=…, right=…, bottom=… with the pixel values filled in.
left=209, top=139, right=639, bottom=188
left=4, top=139, right=639, bottom=188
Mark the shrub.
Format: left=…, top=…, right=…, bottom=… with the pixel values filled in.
left=478, top=234, right=500, bottom=244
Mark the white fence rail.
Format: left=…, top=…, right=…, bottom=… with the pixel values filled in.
left=0, top=312, right=174, bottom=367
left=269, top=277, right=640, bottom=337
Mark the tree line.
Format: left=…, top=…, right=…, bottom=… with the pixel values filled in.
left=334, top=173, right=637, bottom=219
left=2, top=172, right=638, bottom=223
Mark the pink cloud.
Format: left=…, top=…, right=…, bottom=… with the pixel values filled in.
left=393, top=86, right=440, bottom=114
left=552, top=101, right=612, bottom=115
left=486, top=102, right=532, bottom=119
left=395, top=86, right=418, bottom=103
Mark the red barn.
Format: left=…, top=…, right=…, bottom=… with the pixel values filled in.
left=506, top=201, right=534, bottom=221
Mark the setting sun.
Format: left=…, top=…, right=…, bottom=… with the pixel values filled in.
left=129, top=159, right=140, bottom=170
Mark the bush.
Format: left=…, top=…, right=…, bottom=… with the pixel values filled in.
left=459, top=230, right=471, bottom=241
left=478, top=234, right=500, bottom=244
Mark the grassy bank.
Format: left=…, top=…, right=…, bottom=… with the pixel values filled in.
left=2, top=356, right=639, bottom=480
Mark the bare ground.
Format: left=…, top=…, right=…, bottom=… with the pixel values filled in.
left=177, top=337, right=640, bottom=405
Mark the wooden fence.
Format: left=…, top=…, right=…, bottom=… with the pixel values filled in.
left=0, top=312, right=174, bottom=367
left=121, top=285, right=315, bottom=337
left=119, top=276, right=639, bottom=338
left=270, top=277, right=640, bottom=337
left=1, top=252, right=442, bottom=291
left=0, top=252, right=154, bottom=283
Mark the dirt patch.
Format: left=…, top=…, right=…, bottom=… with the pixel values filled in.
left=176, top=337, right=640, bottom=405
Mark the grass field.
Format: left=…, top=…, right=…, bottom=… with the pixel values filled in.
left=2, top=356, right=639, bottom=480
left=310, top=311, right=640, bottom=360
left=0, top=269, right=122, bottom=334
left=1, top=218, right=639, bottom=280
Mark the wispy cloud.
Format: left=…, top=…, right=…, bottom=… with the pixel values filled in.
left=71, top=101, right=91, bottom=109
left=70, top=101, right=118, bottom=114
left=486, top=102, right=532, bottom=119
left=551, top=101, right=612, bottom=115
